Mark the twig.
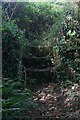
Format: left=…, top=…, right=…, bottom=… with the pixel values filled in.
left=9, top=3, right=18, bottom=21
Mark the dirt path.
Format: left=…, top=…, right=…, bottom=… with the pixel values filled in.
left=23, top=82, right=80, bottom=119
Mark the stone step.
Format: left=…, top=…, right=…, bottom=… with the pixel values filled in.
left=22, top=57, right=54, bottom=68
left=26, top=67, right=55, bottom=72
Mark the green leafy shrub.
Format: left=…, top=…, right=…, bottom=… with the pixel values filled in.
left=2, top=20, right=25, bottom=78
left=2, top=78, right=37, bottom=119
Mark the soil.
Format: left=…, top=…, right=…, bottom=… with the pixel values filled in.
left=22, top=82, right=80, bottom=119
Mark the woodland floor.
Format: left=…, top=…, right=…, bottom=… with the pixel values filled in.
left=22, top=82, right=80, bottom=120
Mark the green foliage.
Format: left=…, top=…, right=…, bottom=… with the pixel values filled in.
left=2, top=2, right=64, bottom=46
left=2, top=78, right=38, bottom=118
left=2, top=20, right=25, bottom=78
left=2, top=2, right=80, bottom=119
left=2, top=2, right=80, bottom=82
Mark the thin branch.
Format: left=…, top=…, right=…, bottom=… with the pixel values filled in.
left=5, top=2, right=11, bottom=21
left=9, top=3, right=18, bottom=21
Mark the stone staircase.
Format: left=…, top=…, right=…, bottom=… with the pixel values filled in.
left=22, top=46, right=55, bottom=81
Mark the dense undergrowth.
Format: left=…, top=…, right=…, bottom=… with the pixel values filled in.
left=2, top=1, right=80, bottom=119
left=2, top=78, right=38, bottom=119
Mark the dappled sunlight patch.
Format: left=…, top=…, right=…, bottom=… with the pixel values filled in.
left=31, top=82, right=80, bottom=118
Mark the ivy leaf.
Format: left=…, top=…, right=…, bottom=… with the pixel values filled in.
left=67, top=30, right=76, bottom=37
